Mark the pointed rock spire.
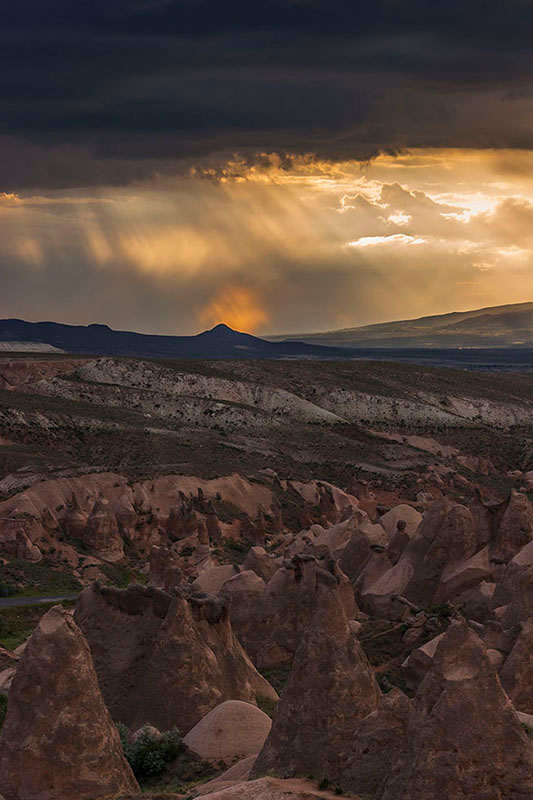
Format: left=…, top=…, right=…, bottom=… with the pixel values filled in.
left=252, top=569, right=380, bottom=782
left=0, top=606, right=139, bottom=800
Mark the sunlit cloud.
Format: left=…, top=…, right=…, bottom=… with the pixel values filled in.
left=2, top=147, right=533, bottom=334
left=387, top=212, right=411, bottom=226
left=345, top=234, right=426, bottom=248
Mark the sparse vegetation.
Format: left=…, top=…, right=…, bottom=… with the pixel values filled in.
left=259, top=663, right=292, bottom=695
left=99, top=562, right=133, bottom=589
left=0, top=560, right=81, bottom=598
left=0, top=599, right=74, bottom=650
left=118, top=723, right=183, bottom=779
left=256, top=693, right=278, bottom=717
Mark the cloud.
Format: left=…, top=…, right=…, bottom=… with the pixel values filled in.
left=2, top=2, right=533, bottom=189
left=2, top=149, right=533, bottom=335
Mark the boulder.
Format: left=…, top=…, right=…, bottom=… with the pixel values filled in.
left=242, top=546, right=282, bottom=583
left=434, top=546, right=492, bottom=604
left=338, top=520, right=389, bottom=583
left=311, top=508, right=368, bottom=559
left=362, top=500, right=478, bottom=613
left=220, top=571, right=267, bottom=625
left=252, top=570, right=380, bottom=782
left=192, top=564, right=240, bottom=595
left=74, top=582, right=277, bottom=734
left=0, top=668, right=15, bottom=695
left=184, top=700, right=272, bottom=761
left=198, top=776, right=346, bottom=799
left=380, top=504, right=422, bottom=540
left=458, top=580, right=496, bottom=623
left=0, top=606, right=139, bottom=800
left=401, top=632, right=445, bottom=690
left=194, top=755, right=257, bottom=796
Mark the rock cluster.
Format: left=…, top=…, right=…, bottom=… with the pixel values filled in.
left=74, top=582, right=277, bottom=733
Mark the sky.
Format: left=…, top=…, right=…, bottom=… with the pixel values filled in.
left=3, top=1, right=533, bottom=335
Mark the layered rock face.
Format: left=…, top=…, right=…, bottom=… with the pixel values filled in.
left=252, top=570, right=380, bottom=782
left=0, top=606, right=139, bottom=800
left=74, top=582, right=277, bottom=733
left=345, top=621, right=533, bottom=800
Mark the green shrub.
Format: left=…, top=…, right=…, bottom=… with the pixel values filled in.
left=256, top=694, right=278, bottom=718
left=118, top=723, right=183, bottom=779
left=0, top=695, right=7, bottom=730
left=100, top=563, right=132, bottom=589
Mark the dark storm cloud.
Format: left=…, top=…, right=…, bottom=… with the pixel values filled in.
left=3, top=0, right=533, bottom=189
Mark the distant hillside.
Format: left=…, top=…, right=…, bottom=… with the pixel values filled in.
left=270, top=302, right=533, bottom=349
left=0, top=319, right=349, bottom=360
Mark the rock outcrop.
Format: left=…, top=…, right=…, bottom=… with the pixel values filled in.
left=345, top=620, right=533, bottom=799
left=85, top=496, right=124, bottom=561
left=226, top=555, right=356, bottom=669
left=252, top=570, right=380, bottom=782
left=361, top=500, right=479, bottom=615
left=0, top=605, right=139, bottom=800
left=74, top=582, right=277, bottom=733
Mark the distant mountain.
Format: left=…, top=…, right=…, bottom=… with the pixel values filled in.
left=269, top=302, right=533, bottom=349
left=0, top=319, right=352, bottom=359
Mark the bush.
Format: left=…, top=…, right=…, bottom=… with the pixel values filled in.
left=118, top=723, right=183, bottom=779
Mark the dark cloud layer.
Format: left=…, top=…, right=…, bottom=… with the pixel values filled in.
left=3, top=1, right=533, bottom=189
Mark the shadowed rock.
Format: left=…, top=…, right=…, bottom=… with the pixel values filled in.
left=226, top=555, right=356, bottom=669
left=74, top=582, right=277, bottom=733
left=499, top=617, right=533, bottom=714
left=252, top=570, right=380, bottom=782
left=0, top=606, right=139, bottom=800
left=361, top=620, right=533, bottom=800
left=492, top=491, right=533, bottom=562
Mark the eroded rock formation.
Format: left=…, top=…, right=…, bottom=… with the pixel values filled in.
left=74, top=582, right=277, bottom=733
left=0, top=606, right=138, bottom=800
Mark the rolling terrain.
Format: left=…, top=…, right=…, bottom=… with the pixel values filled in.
left=0, top=352, right=532, bottom=799
left=1, top=354, right=532, bottom=502
left=271, top=301, right=533, bottom=349
left=0, top=319, right=349, bottom=360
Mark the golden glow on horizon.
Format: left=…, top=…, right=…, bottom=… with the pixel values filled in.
left=199, top=285, right=269, bottom=333
left=4, top=147, right=533, bottom=334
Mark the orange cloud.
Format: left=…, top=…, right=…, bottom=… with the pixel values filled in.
left=199, top=285, right=269, bottom=332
